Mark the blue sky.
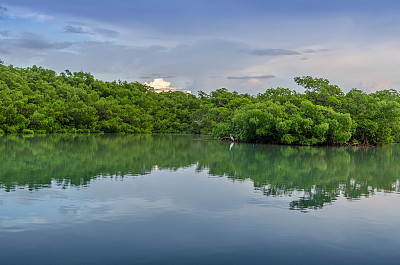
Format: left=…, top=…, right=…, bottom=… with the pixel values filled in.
left=1, top=0, right=400, bottom=94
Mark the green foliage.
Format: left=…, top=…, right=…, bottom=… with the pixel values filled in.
left=294, top=76, right=344, bottom=110
left=211, top=76, right=400, bottom=146
left=214, top=99, right=353, bottom=145
left=0, top=62, right=199, bottom=134
left=1, top=61, right=400, bottom=146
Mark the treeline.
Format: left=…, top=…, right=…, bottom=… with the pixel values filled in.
left=1, top=60, right=400, bottom=145
left=212, top=77, right=400, bottom=146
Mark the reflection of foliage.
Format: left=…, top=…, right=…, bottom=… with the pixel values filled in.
left=1, top=134, right=399, bottom=211
left=197, top=141, right=400, bottom=210
left=0, top=134, right=203, bottom=191
left=289, top=188, right=338, bottom=211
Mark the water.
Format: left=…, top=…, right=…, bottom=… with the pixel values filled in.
left=0, top=134, right=399, bottom=264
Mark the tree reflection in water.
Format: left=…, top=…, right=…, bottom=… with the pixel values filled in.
left=1, top=134, right=399, bottom=211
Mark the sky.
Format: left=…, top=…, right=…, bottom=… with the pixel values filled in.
left=1, top=0, right=400, bottom=94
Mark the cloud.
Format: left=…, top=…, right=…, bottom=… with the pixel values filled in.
left=64, top=25, right=90, bottom=34
left=17, top=33, right=71, bottom=50
left=5, top=5, right=53, bottom=22
left=139, top=74, right=176, bottom=79
left=93, top=27, right=119, bottom=38
left=17, top=39, right=280, bottom=94
left=0, top=32, right=72, bottom=51
left=144, top=78, right=174, bottom=90
left=2, top=1, right=400, bottom=97
left=302, top=48, right=330, bottom=53
left=0, top=5, right=7, bottom=18
left=247, top=48, right=300, bottom=56
left=0, top=30, right=9, bottom=37
left=145, top=78, right=192, bottom=94
left=64, top=24, right=119, bottom=38
left=358, top=80, right=393, bottom=93
left=143, top=78, right=191, bottom=93
left=4, top=36, right=399, bottom=96
left=151, top=74, right=176, bottom=79
left=227, top=75, right=275, bottom=80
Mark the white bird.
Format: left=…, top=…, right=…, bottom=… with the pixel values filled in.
left=230, top=134, right=235, bottom=142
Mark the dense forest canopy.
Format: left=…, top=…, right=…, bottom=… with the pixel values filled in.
left=1, top=60, right=400, bottom=145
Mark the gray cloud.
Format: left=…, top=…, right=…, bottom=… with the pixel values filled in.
left=64, top=25, right=119, bottom=38
left=93, top=27, right=119, bottom=38
left=0, top=5, right=7, bottom=18
left=0, top=32, right=72, bottom=50
left=1, top=1, right=399, bottom=96
left=0, top=30, right=9, bottom=37
left=227, top=75, right=275, bottom=80
left=248, top=48, right=300, bottom=56
left=64, top=25, right=90, bottom=34
left=0, top=38, right=285, bottom=94
left=153, top=74, right=176, bottom=78
left=302, top=48, right=330, bottom=53
left=138, top=74, right=176, bottom=79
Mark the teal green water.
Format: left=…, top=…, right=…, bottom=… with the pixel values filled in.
left=0, top=134, right=399, bottom=264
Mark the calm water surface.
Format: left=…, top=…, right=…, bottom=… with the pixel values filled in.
left=0, top=134, right=399, bottom=264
